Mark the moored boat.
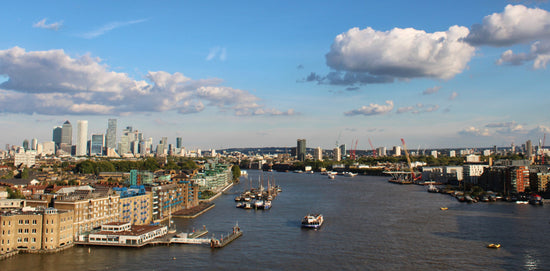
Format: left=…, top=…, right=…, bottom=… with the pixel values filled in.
left=301, top=214, right=324, bottom=229
left=487, top=243, right=501, bottom=249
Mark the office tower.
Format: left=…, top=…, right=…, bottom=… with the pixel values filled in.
left=76, top=120, right=88, bottom=156
left=339, top=144, right=346, bottom=157
left=314, top=147, right=323, bottom=161
left=176, top=137, right=182, bottom=149
left=297, top=139, right=306, bottom=161
left=333, top=147, right=341, bottom=161
left=61, top=120, right=72, bottom=146
left=106, top=119, right=117, bottom=150
left=22, top=139, right=29, bottom=151
left=90, top=134, right=105, bottom=156
left=52, top=126, right=62, bottom=147
left=31, top=138, right=38, bottom=150
left=393, top=146, right=401, bottom=156
left=526, top=140, right=533, bottom=158
left=118, top=127, right=132, bottom=155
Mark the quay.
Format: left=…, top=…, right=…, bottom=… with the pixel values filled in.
left=210, top=224, right=242, bottom=248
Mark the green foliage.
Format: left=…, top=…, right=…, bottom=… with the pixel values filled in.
left=6, top=187, right=25, bottom=199
left=231, top=165, right=241, bottom=182
left=199, top=190, right=215, bottom=199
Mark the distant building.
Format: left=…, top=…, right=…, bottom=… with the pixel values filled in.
left=393, top=146, right=401, bottom=156
left=14, top=151, right=36, bottom=167
left=52, top=126, right=62, bottom=148
left=333, top=147, right=341, bottom=161
left=430, top=150, right=438, bottom=158
left=465, top=154, right=480, bottom=163
left=526, top=140, right=533, bottom=159
left=41, top=141, right=56, bottom=156
left=105, top=119, right=117, bottom=150
left=90, top=134, right=105, bottom=156
left=508, top=166, right=530, bottom=193
left=530, top=172, right=550, bottom=193
left=483, top=150, right=491, bottom=156
left=339, top=144, right=346, bottom=158
left=297, top=139, right=306, bottom=161
left=61, top=120, right=72, bottom=147
left=31, top=138, right=38, bottom=151
left=176, top=137, right=182, bottom=149
left=314, top=147, right=323, bottom=161
left=463, top=164, right=489, bottom=185
left=449, top=150, right=456, bottom=157
left=76, top=120, right=88, bottom=156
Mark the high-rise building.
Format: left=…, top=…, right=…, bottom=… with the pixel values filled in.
left=52, top=126, right=62, bottom=147
left=90, top=134, right=105, bottom=156
left=526, top=140, right=533, bottom=159
left=76, top=120, right=88, bottom=156
left=297, top=139, right=306, bottom=161
left=31, top=138, right=38, bottom=151
left=176, top=137, right=182, bottom=149
left=61, top=120, right=72, bottom=146
left=106, top=119, right=117, bottom=150
left=339, top=144, right=347, bottom=157
left=393, top=146, right=401, bottom=156
left=333, top=147, right=341, bottom=161
left=22, top=139, right=29, bottom=151
left=314, top=147, right=323, bottom=161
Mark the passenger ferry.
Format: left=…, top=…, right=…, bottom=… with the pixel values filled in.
left=301, top=214, right=324, bottom=229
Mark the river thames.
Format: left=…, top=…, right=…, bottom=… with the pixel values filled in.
left=2, top=171, right=549, bottom=270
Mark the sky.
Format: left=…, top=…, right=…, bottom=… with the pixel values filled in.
left=1, top=0, right=549, bottom=151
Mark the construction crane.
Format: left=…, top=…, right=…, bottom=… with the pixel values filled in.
left=542, top=133, right=547, bottom=165
left=368, top=138, right=377, bottom=157
left=350, top=139, right=359, bottom=160
left=401, top=138, right=418, bottom=181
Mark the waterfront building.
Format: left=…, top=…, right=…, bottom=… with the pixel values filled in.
left=479, top=166, right=508, bottom=193
left=76, top=120, right=88, bottom=156
left=421, top=166, right=463, bottom=184
left=90, top=134, right=105, bottom=156
left=333, top=147, right=341, bottom=161
left=147, top=180, right=199, bottom=222
left=508, top=166, right=530, bottom=193
left=113, top=186, right=153, bottom=225
left=530, top=172, right=550, bottom=193
left=463, top=164, right=489, bottom=185
left=105, top=119, right=117, bottom=150
left=0, top=207, right=74, bottom=255
left=314, top=147, right=323, bottom=161
left=192, top=163, right=232, bottom=192
left=87, top=222, right=166, bottom=246
left=49, top=191, right=120, bottom=239
left=297, top=139, right=306, bottom=161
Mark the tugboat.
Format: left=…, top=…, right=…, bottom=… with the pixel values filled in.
left=529, top=194, right=544, bottom=205
left=301, top=214, right=324, bottom=229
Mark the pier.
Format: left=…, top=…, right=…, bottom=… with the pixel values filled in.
left=210, top=224, right=242, bottom=248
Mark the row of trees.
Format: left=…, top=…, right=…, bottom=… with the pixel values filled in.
left=74, top=157, right=198, bottom=174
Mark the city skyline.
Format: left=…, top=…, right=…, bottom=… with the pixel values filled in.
left=1, top=1, right=549, bottom=150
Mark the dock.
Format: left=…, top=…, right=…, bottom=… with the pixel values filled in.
left=170, top=226, right=210, bottom=245
left=210, top=224, right=242, bottom=248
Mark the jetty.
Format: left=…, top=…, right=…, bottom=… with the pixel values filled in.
left=210, top=223, right=242, bottom=248
left=171, top=226, right=210, bottom=245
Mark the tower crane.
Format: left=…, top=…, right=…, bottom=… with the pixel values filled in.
left=350, top=139, right=359, bottom=160
left=542, top=133, right=546, bottom=165
left=368, top=138, right=377, bottom=157
left=401, top=138, right=418, bottom=182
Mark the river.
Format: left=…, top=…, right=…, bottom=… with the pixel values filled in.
left=2, top=170, right=549, bottom=270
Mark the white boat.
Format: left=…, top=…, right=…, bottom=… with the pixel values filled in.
left=301, top=214, right=324, bottom=229
left=328, top=174, right=335, bottom=179
left=344, top=172, right=357, bottom=177
left=254, top=200, right=264, bottom=209
left=263, top=200, right=272, bottom=210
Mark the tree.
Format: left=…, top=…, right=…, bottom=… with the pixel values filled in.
left=231, top=165, right=241, bottom=182
left=6, top=187, right=25, bottom=199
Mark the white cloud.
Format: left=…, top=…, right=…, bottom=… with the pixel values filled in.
left=396, top=103, right=439, bottom=114
left=344, top=100, right=393, bottom=116
left=422, top=86, right=441, bottom=95
left=0, top=47, right=293, bottom=117
left=449, top=91, right=458, bottom=100
left=81, top=19, right=147, bottom=39
left=459, top=126, right=491, bottom=137
left=206, top=46, right=227, bottom=61
left=325, top=25, right=475, bottom=81
left=465, top=5, right=550, bottom=46
left=33, top=18, right=62, bottom=31
left=496, top=40, right=550, bottom=69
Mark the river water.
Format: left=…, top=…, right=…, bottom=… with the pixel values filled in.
left=2, top=171, right=549, bottom=270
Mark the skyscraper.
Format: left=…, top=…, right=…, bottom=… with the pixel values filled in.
left=526, top=140, right=533, bottom=159
left=106, top=119, right=117, bottom=150
left=61, top=120, right=72, bottom=146
left=52, top=126, right=62, bottom=147
left=297, top=139, right=306, bottom=161
left=76, top=120, right=88, bottom=156
left=176, top=137, right=182, bottom=149
left=90, top=134, right=105, bottom=156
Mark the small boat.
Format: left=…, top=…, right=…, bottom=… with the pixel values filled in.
left=440, top=207, right=448, bottom=211
left=427, top=184, right=439, bottom=193
left=243, top=202, right=252, bottom=209
left=301, top=214, right=324, bottom=229
left=263, top=200, right=272, bottom=210
left=487, top=243, right=501, bottom=249
left=328, top=174, right=335, bottom=179
left=254, top=200, right=264, bottom=209
left=344, top=172, right=357, bottom=177
left=236, top=202, right=244, bottom=208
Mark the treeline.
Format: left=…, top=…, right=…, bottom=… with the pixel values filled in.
left=74, top=157, right=198, bottom=174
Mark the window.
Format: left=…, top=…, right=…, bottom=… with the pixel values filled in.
left=24, top=237, right=28, bottom=242
left=17, top=238, right=22, bottom=243
left=18, top=229, right=23, bottom=233
left=18, top=220, right=23, bottom=225
left=24, top=229, right=29, bottom=233
left=32, top=220, right=37, bottom=225
left=32, top=229, right=36, bottom=233
left=25, top=220, right=29, bottom=224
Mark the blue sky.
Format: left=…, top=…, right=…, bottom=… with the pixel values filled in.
left=1, top=0, right=549, bottom=150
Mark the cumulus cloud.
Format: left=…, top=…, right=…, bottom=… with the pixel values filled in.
left=344, top=100, right=393, bottom=116
left=465, top=5, right=550, bottom=47
left=81, top=19, right=147, bottom=39
left=459, top=126, right=491, bottom=137
left=33, top=18, right=62, bottom=31
left=0, top=47, right=293, bottom=117
left=422, top=86, right=441, bottom=95
left=496, top=40, right=550, bottom=68
left=325, top=25, right=475, bottom=81
left=206, top=46, right=227, bottom=61
left=396, top=103, right=439, bottom=114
